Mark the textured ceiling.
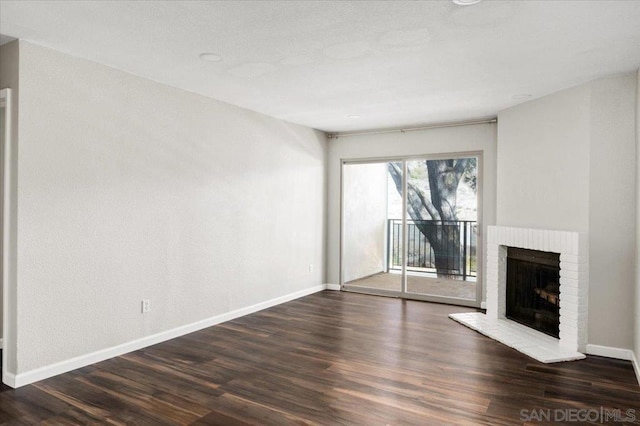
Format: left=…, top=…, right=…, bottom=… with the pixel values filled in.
left=1, top=0, right=640, bottom=132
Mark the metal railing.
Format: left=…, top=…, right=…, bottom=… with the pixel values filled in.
left=387, top=219, right=477, bottom=280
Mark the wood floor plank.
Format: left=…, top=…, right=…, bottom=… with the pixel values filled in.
left=1, top=291, right=639, bottom=425
left=190, top=393, right=314, bottom=426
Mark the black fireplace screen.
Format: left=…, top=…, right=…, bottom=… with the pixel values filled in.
left=506, top=247, right=560, bottom=338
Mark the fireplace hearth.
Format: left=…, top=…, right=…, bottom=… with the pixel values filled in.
left=506, top=247, right=560, bottom=338
left=450, top=226, right=588, bottom=363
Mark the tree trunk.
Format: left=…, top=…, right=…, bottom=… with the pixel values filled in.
left=388, top=160, right=467, bottom=279
left=425, top=159, right=466, bottom=279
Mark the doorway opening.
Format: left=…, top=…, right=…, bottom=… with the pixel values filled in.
left=341, top=153, right=482, bottom=307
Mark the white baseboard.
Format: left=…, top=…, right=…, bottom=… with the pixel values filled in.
left=325, top=283, right=341, bottom=291
left=2, top=372, right=16, bottom=388
left=9, top=284, right=329, bottom=388
left=632, top=351, right=640, bottom=386
left=480, top=301, right=486, bottom=309
left=585, top=344, right=635, bottom=361
left=578, top=345, right=640, bottom=385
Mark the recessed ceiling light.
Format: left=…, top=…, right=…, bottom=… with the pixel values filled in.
left=452, top=0, right=482, bottom=5
left=348, top=115, right=361, bottom=119
left=200, top=53, right=222, bottom=62
left=512, top=94, right=532, bottom=100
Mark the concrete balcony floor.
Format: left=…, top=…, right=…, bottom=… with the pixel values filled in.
left=345, top=271, right=476, bottom=300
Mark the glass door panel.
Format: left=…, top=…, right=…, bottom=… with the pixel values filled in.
left=402, top=157, right=478, bottom=301
left=342, top=161, right=403, bottom=294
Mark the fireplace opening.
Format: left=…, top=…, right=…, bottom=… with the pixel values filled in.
left=506, top=247, right=560, bottom=338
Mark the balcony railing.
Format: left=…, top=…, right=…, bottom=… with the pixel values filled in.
left=387, top=219, right=477, bottom=280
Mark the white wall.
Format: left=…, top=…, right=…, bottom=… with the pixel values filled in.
left=635, top=68, right=640, bottom=374
left=342, top=162, right=388, bottom=283
left=0, top=101, right=3, bottom=346
left=327, top=123, right=497, bottom=303
left=0, top=40, right=19, bottom=373
left=497, top=73, right=637, bottom=350
left=588, top=74, right=637, bottom=351
left=12, top=41, right=327, bottom=375
left=497, top=85, right=591, bottom=231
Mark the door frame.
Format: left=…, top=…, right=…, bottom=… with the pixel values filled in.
left=1, top=87, right=15, bottom=386
left=339, top=151, right=483, bottom=308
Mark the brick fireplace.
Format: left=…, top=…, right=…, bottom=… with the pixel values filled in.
left=451, top=226, right=589, bottom=363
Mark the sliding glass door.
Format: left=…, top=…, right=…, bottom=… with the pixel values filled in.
left=341, top=154, right=481, bottom=307
left=342, top=161, right=403, bottom=294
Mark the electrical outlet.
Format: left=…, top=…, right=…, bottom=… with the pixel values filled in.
left=141, top=299, right=151, bottom=313
left=308, top=264, right=313, bottom=273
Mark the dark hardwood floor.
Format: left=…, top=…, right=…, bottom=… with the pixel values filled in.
left=1, top=291, right=639, bottom=425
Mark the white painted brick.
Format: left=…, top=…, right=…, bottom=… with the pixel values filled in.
left=559, top=334, right=578, bottom=346
left=559, top=276, right=579, bottom=287
left=569, top=232, right=577, bottom=253
left=577, top=233, right=588, bottom=256
left=550, top=232, right=559, bottom=252
left=576, top=293, right=589, bottom=304
left=560, top=235, right=569, bottom=254
left=558, top=231, right=566, bottom=252
left=487, top=226, right=587, bottom=351
left=563, top=232, right=571, bottom=254
left=559, top=328, right=578, bottom=339
left=525, top=228, right=533, bottom=248
left=486, top=302, right=498, bottom=318
left=560, top=329, right=579, bottom=340
left=560, top=296, right=578, bottom=307
left=560, top=340, right=579, bottom=351
left=559, top=328, right=577, bottom=338
left=578, top=269, right=588, bottom=281
left=560, top=254, right=586, bottom=264
left=548, top=231, right=556, bottom=252
left=560, top=261, right=579, bottom=272
left=560, top=313, right=581, bottom=324
left=560, top=304, right=587, bottom=316
left=559, top=336, right=578, bottom=348
left=559, top=270, right=579, bottom=280
left=499, top=227, right=507, bottom=244
left=559, top=283, right=580, bottom=296
left=560, top=293, right=579, bottom=307
left=560, top=292, right=588, bottom=310
left=575, top=264, right=588, bottom=275
left=554, top=233, right=562, bottom=252
left=560, top=314, right=579, bottom=325
left=560, top=306, right=578, bottom=317
left=561, top=318, right=582, bottom=330
left=486, top=260, right=499, bottom=269
left=487, top=227, right=496, bottom=243
left=559, top=269, right=588, bottom=281
left=578, top=326, right=587, bottom=337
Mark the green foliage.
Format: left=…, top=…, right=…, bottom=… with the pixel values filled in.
left=462, top=157, right=477, bottom=193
